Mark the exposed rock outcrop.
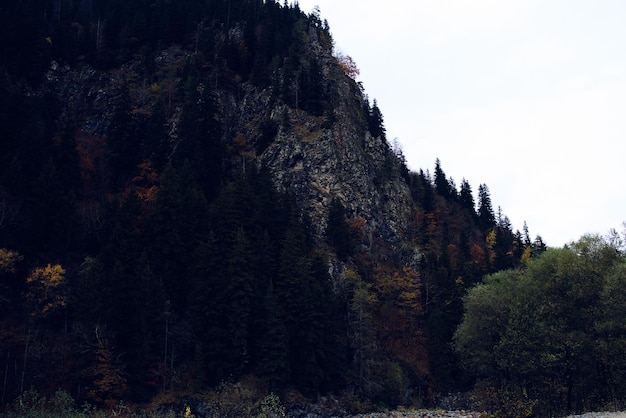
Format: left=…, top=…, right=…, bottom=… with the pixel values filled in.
left=48, top=37, right=413, bottom=259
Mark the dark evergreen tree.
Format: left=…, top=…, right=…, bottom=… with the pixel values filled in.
left=534, top=235, right=547, bottom=255
left=148, top=163, right=210, bottom=312
left=142, top=100, right=171, bottom=171
left=276, top=211, right=339, bottom=394
left=327, top=197, right=353, bottom=261
left=188, top=234, right=222, bottom=385
left=300, top=56, right=325, bottom=115
left=221, top=228, right=255, bottom=375
left=257, top=283, right=290, bottom=392
left=108, top=85, right=140, bottom=189
left=19, top=159, right=81, bottom=256
left=493, top=213, right=515, bottom=270
left=477, top=183, right=496, bottom=230
left=367, top=99, right=386, bottom=139
left=408, top=169, right=435, bottom=213
left=459, top=178, right=475, bottom=215
left=523, top=221, right=532, bottom=249
left=176, top=76, right=224, bottom=201
left=190, top=228, right=255, bottom=384
left=434, top=158, right=452, bottom=198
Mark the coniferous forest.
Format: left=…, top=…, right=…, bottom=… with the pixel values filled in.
left=1, top=1, right=626, bottom=417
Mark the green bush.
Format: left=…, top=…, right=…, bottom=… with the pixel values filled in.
left=256, top=393, right=286, bottom=418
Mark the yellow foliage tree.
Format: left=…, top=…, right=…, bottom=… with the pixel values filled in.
left=20, top=263, right=67, bottom=394
left=520, top=246, right=533, bottom=265
left=26, top=264, right=67, bottom=318
left=0, top=248, right=22, bottom=308
left=373, top=266, right=428, bottom=379
left=0, top=248, right=22, bottom=273
left=486, top=229, right=497, bottom=266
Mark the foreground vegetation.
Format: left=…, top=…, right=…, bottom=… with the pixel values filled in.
left=2, top=386, right=287, bottom=418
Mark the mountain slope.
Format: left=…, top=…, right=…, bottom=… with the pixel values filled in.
left=0, top=0, right=541, bottom=411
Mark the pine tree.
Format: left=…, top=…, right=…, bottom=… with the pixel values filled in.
left=222, top=228, right=255, bottom=376
left=327, top=197, right=352, bottom=261
left=367, top=99, right=386, bottom=139
left=459, top=178, right=475, bottom=214
left=142, top=100, right=171, bottom=171
left=434, top=158, right=452, bottom=198
left=257, top=283, right=290, bottom=392
left=108, top=85, right=139, bottom=188
left=176, top=76, right=224, bottom=201
left=149, top=163, right=210, bottom=312
left=276, top=211, right=340, bottom=394
left=188, top=234, right=222, bottom=385
left=477, top=183, right=495, bottom=230
left=189, top=229, right=255, bottom=384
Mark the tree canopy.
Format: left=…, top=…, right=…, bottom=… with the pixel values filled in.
left=455, top=233, right=626, bottom=417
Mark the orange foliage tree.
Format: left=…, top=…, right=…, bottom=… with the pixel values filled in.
left=87, top=326, right=129, bottom=407
left=335, top=51, right=360, bottom=80
left=372, top=266, right=428, bottom=380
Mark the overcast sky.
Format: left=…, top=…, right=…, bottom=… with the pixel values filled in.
left=295, top=0, right=626, bottom=247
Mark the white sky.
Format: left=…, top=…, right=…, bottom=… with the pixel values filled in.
left=296, top=0, right=626, bottom=247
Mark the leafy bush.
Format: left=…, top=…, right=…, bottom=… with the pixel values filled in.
left=468, top=380, right=537, bottom=418
left=4, top=390, right=108, bottom=418
left=256, top=393, right=286, bottom=418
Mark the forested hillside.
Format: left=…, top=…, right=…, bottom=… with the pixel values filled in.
left=0, top=0, right=576, bottom=416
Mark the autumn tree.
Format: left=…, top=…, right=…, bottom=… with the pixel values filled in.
left=84, top=325, right=129, bottom=407
left=20, top=263, right=68, bottom=394
left=335, top=51, right=360, bottom=79
left=375, top=267, right=426, bottom=378
left=25, top=264, right=67, bottom=321
left=0, top=248, right=23, bottom=312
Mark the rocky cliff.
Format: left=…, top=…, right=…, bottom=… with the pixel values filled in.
left=45, top=30, right=413, bottom=259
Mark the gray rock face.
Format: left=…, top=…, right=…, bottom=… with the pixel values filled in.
left=218, top=50, right=413, bottom=255
left=47, top=38, right=413, bottom=259
left=260, top=109, right=412, bottom=249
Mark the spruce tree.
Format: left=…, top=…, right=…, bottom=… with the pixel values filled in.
left=176, top=76, right=224, bottom=201
left=257, top=283, right=290, bottom=392
left=367, top=99, right=386, bottom=139
left=459, top=178, right=475, bottom=214
left=149, top=163, right=210, bottom=312
left=327, top=197, right=352, bottom=261
left=477, top=183, right=496, bottom=230
left=108, top=85, right=139, bottom=188
left=434, top=158, right=451, bottom=198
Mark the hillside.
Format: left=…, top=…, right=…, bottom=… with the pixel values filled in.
left=0, top=0, right=550, bottom=415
